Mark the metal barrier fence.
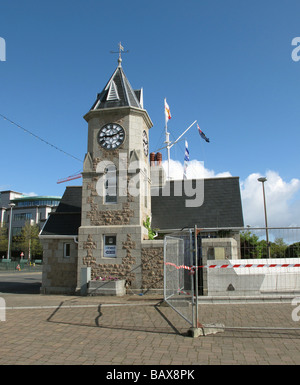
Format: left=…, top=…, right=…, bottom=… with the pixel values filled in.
left=164, top=230, right=196, bottom=327
left=164, top=226, right=300, bottom=331
left=199, top=227, right=300, bottom=297
left=0, top=260, right=43, bottom=272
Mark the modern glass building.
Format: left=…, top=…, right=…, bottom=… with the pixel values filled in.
left=0, top=191, right=61, bottom=236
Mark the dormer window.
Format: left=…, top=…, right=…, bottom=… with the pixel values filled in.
left=106, top=80, right=119, bottom=101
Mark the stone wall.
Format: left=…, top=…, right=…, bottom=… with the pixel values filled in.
left=41, top=235, right=164, bottom=295
left=40, top=238, right=78, bottom=295
left=141, top=240, right=164, bottom=293
left=81, top=233, right=137, bottom=286
left=78, top=231, right=164, bottom=294
left=83, top=173, right=145, bottom=228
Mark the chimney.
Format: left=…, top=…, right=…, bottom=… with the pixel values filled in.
left=150, top=152, right=166, bottom=188
left=156, top=152, right=162, bottom=166
left=150, top=152, right=155, bottom=167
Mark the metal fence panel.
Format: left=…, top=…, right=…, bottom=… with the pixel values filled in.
left=199, top=227, right=300, bottom=298
left=0, top=260, right=43, bottom=272
left=164, top=227, right=300, bottom=332
left=164, top=232, right=194, bottom=326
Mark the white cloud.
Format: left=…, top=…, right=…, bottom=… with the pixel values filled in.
left=162, top=159, right=300, bottom=227
left=240, top=171, right=300, bottom=227
left=23, top=192, right=38, bottom=197
left=162, top=159, right=232, bottom=180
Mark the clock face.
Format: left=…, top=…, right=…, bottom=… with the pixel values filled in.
left=98, top=123, right=125, bottom=150
left=143, top=130, right=148, bottom=156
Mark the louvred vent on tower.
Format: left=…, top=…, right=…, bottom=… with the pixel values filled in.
left=90, top=64, right=143, bottom=110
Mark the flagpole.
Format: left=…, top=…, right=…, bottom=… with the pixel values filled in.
left=165, top=123, right=171, bottom=180
left=169, top=120, right=197, bottom=150
left=164, top=98, right=171, bottom=180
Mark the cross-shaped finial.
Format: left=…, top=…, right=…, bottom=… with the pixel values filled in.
left=110, top=42, right=129, bottom=67
left=118, top=42, right=124, bottom=60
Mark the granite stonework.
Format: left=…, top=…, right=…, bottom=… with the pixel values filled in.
left=141, top=241, right=164, bottom=292
left=76, top=96, right=155, bottom=294
left=77, top=229, right=164, bottom=294
left=39, top=61, right=244, bottom=296
left=40, top=238, right=78, bottom=295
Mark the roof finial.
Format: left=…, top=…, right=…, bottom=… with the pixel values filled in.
left=118, top=42, right=124, bottom=67
left=110, top=42, right=129, bottom=67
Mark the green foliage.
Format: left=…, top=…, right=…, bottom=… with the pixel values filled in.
left=285, top=242, right=300, bottom=258
left=271, top=238, right=287, bottom=258
left=240, top=231, right=261, bottom=259
left=0, top=225, right=8, bottom=256
left=16, top=221, right=43, bottom=258
left=143, top=216, right=157, bottom=240
left=240, top=231, right=288, bottom=259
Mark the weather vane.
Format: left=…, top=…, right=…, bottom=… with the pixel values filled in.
left=110, top=42, right=129, bottom=66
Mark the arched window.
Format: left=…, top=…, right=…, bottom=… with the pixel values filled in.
left=105, top=164, right=117, bottom=204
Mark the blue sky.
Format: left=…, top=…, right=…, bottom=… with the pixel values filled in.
left=0, top=0, right=300, bottom=226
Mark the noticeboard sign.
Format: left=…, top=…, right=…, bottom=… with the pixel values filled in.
left=104, top=235, right=117, bottom=258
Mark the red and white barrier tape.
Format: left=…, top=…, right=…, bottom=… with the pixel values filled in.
left=165, top=262, right=300, bottom=271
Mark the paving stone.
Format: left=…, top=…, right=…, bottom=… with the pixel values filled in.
left=0, top=293, right=300, bottom=365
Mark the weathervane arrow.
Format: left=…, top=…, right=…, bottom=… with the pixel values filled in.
left=110, top=42, right=129, bottom=65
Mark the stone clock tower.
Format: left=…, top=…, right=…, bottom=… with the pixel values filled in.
left=77, top=55, right=153, bottom=290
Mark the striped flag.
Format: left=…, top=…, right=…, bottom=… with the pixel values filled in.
left=183, top=140, right=189, bottom=179
left=197, top=124, right=210, bottom=143
left=164, top=98, right=171, bottom=125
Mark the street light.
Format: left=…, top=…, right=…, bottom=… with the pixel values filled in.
left=257, top=177, right=270, bottom=258
left=7, top=203, right=15, bottom=260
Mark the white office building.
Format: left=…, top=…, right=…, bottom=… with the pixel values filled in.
left=0, top=190, right=61, bottom=236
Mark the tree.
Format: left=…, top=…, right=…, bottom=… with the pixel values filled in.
left=271, top=238, right=287, bottom=258
left=285, top=242, right=300, bottom=258
left=17, top=221, right=43, bottom=260
left=240, top=231, right=260, bottom=259
left=0, top=225, right=8, bottom=257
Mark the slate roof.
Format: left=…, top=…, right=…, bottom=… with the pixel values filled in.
left=90, top=63, right=143, bottom=111
left=40, top=177, right=244, bottom=237
left=151, top=177, right=244, bottom=231
left=40, top=186, right=81, bottom=236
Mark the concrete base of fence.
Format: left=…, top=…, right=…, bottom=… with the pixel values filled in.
left=206, top=258, right=300, bottom=296
left=188, top=323, right=225, bottom=338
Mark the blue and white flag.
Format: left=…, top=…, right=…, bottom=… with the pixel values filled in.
left=183, top=140, right=189, bottom=179
left=197, top=123, right=210, bottom=143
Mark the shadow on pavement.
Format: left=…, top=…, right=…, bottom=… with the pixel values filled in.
left=45, top=300, right=189, bottom=336
left=0, top=273, right=42, bottom=294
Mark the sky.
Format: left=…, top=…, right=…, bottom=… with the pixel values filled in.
left=0, top=0, right=299, bottom=228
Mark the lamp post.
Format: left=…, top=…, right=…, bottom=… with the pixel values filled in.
left=257, top=177, right=270, bottom=258
left=7, top=203, right=15, bottom=259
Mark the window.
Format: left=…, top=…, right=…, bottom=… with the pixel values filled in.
left=144, top=168, right=148, bottom=208
left=64, top=243, right=71, bottom=258
left=103, top=235, right=117, bottom=258
left=105, top=165, right=117, bottom=204
left=14, top=213, right=33, bottom=221
left=15, top=199, right=60, bottom=207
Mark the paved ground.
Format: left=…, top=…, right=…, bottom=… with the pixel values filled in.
left=1, top=272, right=300, bottom=366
